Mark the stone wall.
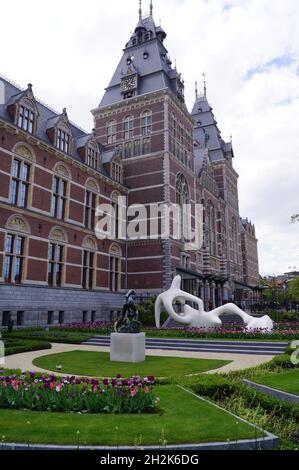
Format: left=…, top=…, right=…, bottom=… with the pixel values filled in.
left=0, top=284, right=124, bottom=327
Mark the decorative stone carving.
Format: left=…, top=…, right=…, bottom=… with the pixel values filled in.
left=14, top=144, right=34, bottom=161
left=6, top=215, right=30, bottom=234
left=54, top=164, right=70, bottom=178
left=49, top=227, right=67, bottom=243
left=109, top=243, right=122, bottom=256
left=83, top=236, right=97, bottom=251
left=155, top=275, right=274, bottom=332
left=86, top=179, right=99, bottom=192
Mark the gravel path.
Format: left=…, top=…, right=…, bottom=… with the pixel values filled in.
left=3, top=343, right=274, bottom=376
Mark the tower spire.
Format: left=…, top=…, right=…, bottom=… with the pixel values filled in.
left=139, top=0, right=142, bottom=20
left=195, top=81, right=198, bottom=100
left=150, top=0, right=153, bottom=16
left=202, top=72, right=207, bottom=98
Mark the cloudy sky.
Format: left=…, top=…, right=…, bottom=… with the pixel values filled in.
left=1, top=0, right=298, bottom=276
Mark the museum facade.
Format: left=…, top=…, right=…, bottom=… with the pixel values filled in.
left=0, top=4, right=259, bottom=327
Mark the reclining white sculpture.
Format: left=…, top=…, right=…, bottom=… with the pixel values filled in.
left=155, top=276, right=273, bottom=332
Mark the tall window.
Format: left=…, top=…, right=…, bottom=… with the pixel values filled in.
left=48, top=243, right=64, bottom=287
left=18, top=106, right=35, bottom=134
left=207, top=203, right=216, bottom=256
left=176, top=174, right=189, bottom=241
left=112, top=163, right=122, bottom=183
left=142, top=138, right=151, bottom=155
left=56, top=129, right=70, bottom=154
left=231, top=218, right=238, bottom=263
left=107, top=121, right=117, bottom=144
left=109, top=255, right=121, bottom=292
left=85, top=191, right=96, bottom=230
left=4, top=234, right=25, bottom=283
left=141, top=111, right=152, bottom=136
left=52, top=177, right=67, bottom=220
left=10, top=159, right=30, bottom=208
left=124, top=141, right=132, bottom=159
left=82, top=250, right=95, bottom=290
left=124, top=116, right=134, bottom=140
left=87, top=147, right=98, bottom=169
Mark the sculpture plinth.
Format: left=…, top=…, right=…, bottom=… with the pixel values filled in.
left=110, top=333, right=146, bottom=363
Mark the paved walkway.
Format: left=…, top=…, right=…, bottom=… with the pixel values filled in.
left=3, top=343, right=275, bottom=376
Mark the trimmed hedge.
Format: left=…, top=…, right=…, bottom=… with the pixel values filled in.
left=185, top=374, right=299, bottom=421
left=3, top=330, right=91, bottom=345
left=3, top=339, right=51, bottom=356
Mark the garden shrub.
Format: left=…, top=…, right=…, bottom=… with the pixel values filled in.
left=3, top=339, right=51, bottom=356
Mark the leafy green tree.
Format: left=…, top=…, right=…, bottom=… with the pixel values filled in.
left=288, top=278, right=299, bottom=303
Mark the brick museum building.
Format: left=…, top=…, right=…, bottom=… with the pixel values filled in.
left=0, top=3, right=260, bottom=327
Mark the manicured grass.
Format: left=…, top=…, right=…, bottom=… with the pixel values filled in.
left=0, top=385, right=263, bottom=446
left=33, top=351, right=230, bottom=378
left=254, top=369, right=299, bottom=396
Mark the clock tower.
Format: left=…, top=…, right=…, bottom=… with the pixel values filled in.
left=92, top=2, right=196, bottom=293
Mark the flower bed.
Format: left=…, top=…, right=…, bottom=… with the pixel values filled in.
left=0, top=371, right=158, bottom=414
left=49, top=321, right=299, bottom=341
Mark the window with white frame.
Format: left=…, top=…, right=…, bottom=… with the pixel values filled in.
left=48, top=242, right=64, bottom=287
left=82, top=250, right=95, bottom=290
left=18, top=105, right=35, bottom=134
left=56, top=128, right=71, bottom=154
left=107, top=121, right=117, bottom=144
left=124, top=116, right=134, bottom=140
left=51, top=176, right=67, bottom=220
left=141, top=111, right=152, bottom=136
left=10, top=158, right=30, bottom=208
left=87, top=146, right=98, bottom=169
left=4, top=234, right=25, bottom=283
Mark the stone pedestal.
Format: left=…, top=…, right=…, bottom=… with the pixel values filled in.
left=110, top=333, right=146, bottom=363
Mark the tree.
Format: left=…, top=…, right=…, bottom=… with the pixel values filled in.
left=288, top=278, right=299, bottom=303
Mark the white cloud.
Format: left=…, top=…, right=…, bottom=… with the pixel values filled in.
left=1, top=0, right=298, bottom=275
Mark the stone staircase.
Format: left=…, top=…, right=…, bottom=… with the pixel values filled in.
left=82, top=335, right=287, bottom=356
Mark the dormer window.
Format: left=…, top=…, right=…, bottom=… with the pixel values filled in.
left=144, top=33, right=150, bottom=41
left=18, top=106, right=35, bottom=134
left=87, top=146, right=98, bottom=170
left=143, top=51, right=149, bottom=60
left=57, top=128, right=70, bottom=154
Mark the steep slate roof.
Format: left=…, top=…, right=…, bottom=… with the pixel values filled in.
left=99, top=13, right=184, bottom=108
left=192, top=93, right=234, bottom=163
left=0, top=75, right=118, bottom=176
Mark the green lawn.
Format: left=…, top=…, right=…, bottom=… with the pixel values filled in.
left=0, top=385, right=263, bottom=446
left=254, top=369, right=299, bottom=396
left=33, top=351, right=230, bottom=378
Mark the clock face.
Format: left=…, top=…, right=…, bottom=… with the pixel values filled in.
left=123, top=76, right=136, bottom=91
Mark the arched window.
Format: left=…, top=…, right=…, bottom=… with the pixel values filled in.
left=107, top=120, right=117, bottom=144
left=231, top=217, right=238, bottom=263
left=141, top=111, right=152, bottom=136
left=206, top=202, right=216, bottom=256
left=176, top=174, right=189, bottom=241
left=124, top=116, right=134, bottom=140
